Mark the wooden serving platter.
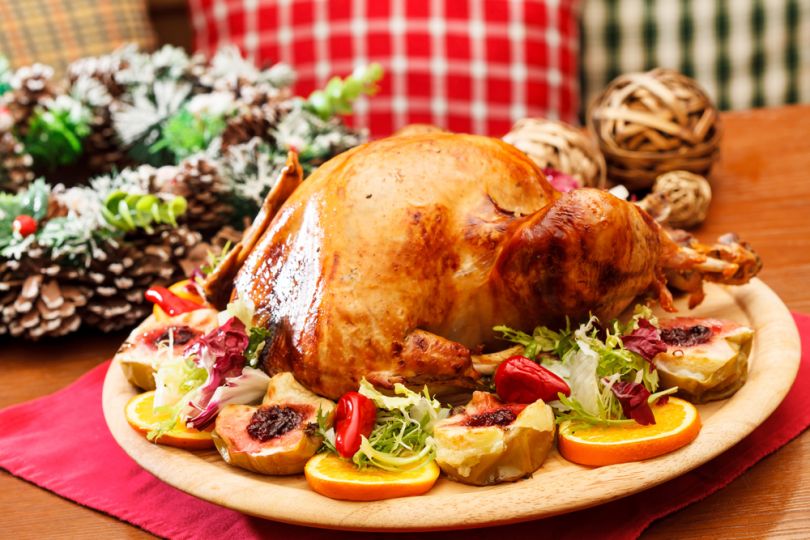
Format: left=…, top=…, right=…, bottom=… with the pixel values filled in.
left=102, top=279, right=800, bottom=531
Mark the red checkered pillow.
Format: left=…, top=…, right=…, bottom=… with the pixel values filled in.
left=189, top=0, right=579, bottom=137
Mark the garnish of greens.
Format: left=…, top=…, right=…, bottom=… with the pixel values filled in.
left=305, top=63, right=383, bottom=120
left=224, top=296, right=274, bottom=368
left=315, top=379, right=449, bottom=472
left=495, top=306, right=676, bottom=427
left=149, top=308, right=272, bottom=440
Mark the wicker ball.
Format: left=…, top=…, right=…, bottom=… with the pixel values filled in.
left=503, top=118, right=607, bottom=188
left=589, top=68, right=720, bottom=190
left=652, top=170, right=712, bottom=229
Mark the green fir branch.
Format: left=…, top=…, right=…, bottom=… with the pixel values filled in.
left=150, top=107, right=228, bottom=162
left=23, top=105, right=91, bottom=169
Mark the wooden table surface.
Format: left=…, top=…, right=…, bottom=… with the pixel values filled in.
left=2, top=105, right=809, bottom=538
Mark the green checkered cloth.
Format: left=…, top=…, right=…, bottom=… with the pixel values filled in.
left=580, top=0, right=810, bottom=111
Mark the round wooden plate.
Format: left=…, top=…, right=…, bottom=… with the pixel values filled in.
left=102, top=279, right=800, bottom=532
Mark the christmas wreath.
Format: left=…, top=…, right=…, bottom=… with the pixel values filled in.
left=0, top=45, right=381, bottom=339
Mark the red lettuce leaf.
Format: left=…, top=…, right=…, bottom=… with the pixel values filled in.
left=183, top=317, right=250, bottom=428
left=622, top=319, right=667, bottom=364
left=609, top=380, right=655, bottom=425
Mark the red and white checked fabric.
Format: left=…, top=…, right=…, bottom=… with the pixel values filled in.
left=189, top=0, right=580, bottom=137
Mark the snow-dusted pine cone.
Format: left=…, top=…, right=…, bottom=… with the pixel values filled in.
left=0, top=132, right=34, bottom=192
left=220, top=84, right=292, bottom=151
left=78, top=225, right=201, bottom=333
left=153, top=157, right=232, bottom=234
left=67, top=54, right=126, bottom=99
left=83, top=107, right=126, bottom=174
left=4, top=64, right=55, bottom=133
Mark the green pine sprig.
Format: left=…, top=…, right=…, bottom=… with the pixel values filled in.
left=306, top=63, right=383, bottom=120
left=101, top=191, right=188, bottom=233
left=150, top=107, right=228, bottom=161
left=23, top=105, right=91, bottom=169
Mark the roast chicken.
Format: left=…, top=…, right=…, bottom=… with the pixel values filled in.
left=206, top=133, right=760, bottom=400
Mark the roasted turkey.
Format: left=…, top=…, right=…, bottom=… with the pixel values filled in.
left=206, top=133, right=760, bottom=400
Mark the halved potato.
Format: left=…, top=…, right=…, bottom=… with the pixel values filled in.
left=433, top=392, right=555, bottom=485
left=213, top=373, right=336, bottom=475
left=654, top=317, right=754, bottom=403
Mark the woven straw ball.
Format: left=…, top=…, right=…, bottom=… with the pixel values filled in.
left=589, top=68, right=720, bottom=190
left=653, top=170, right=712, bottom=229
left=503, top=118, right=607, bottom=188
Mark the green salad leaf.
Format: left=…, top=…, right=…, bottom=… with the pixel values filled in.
left=495, top=306, right=663, bottom=426
left=349, top=379, right=449, bottom=471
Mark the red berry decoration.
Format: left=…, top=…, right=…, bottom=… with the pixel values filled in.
left=13, top=215, right=37, bottom=237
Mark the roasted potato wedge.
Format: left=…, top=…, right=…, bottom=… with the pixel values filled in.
left=433, top=392, right=555, bottom=485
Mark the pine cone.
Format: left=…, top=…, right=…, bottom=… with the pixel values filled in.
left=84, top=107, right=126, bottom=174
left=0, top=264, right=89, bottom=340
left=5, top=64, right=55, bottom=134
left=79, top=226, right=201, bottom=333
left=153, top=157, right=233, bottom=235
left=221, top=108, right=273, bottom=150
left=220, top=85, right=291, bottom=150
left=67, top=54, right=126, bottom=99
left=0, top=225, right=201, bottom=339
left=0, top=132, right=34, bottom=192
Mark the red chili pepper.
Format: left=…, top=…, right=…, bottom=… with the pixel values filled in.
left=494, top=355, right=571, bottom=404
left=333, top=392, right=377, bottom=458
left=144, top=286, right=204, bottom=317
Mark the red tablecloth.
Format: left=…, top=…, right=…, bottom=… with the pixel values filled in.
left=2, top=314, right=809, bottom=540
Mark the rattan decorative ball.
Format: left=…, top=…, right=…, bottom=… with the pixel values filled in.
left=652, top=170, right=712, bottom=229
left=588, top=68, right=720, bottom=190
left=503, top=118, right=607, bottom=188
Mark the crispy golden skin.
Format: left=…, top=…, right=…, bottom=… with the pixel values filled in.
left=220, top=133, right=758, bottom=399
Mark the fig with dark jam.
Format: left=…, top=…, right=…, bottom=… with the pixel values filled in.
left=213, top=373, right=336, bottom=475
left=660, top=324, right=712, bottom=347
left=433, top=392, right=554, bottom=485
left=116, top=309, right=220, bottom=390
left=247, top=406, right=303, bottom=441
left=653, top=317, right=754, bottom=403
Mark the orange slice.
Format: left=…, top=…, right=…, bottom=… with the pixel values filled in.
left=153, top=279, right=206, bottom=321
left=125, top=391, right=214, bottom=450
left=305, top=453, right=440, bottom=501
left=558, top=397, right=701, bottom=466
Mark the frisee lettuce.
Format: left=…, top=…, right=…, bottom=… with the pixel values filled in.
left=495, top=306, right=665, bottom=426
left=336, top=379, right=450, bottom=471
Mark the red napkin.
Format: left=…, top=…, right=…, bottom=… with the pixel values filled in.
left=2, top=314, right=809, bottom=540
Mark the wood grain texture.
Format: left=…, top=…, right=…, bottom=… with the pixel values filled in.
left=2, top=105, right=810, bottom=537
left=101, top=281, right=800, bottom=531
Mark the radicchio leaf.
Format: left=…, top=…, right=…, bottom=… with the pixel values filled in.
left=622, top=319, right=667, bottom=364
left=183, top=317, right=250, bottom=428
left=608, top=380, right=655, bottom=425
left=186, top=367, right=270, bottom=429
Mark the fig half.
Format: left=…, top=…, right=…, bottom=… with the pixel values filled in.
left=116, top=309, right=220, bottom=390
left=654, top=317, right=754, bottom=403
left=213, top=372, right=335, bottom=475
left=433, top=392, right=555, bottom=485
